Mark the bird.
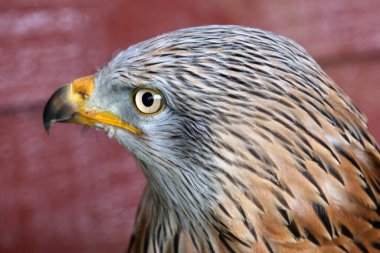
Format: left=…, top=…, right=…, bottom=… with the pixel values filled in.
left=43, top=25, right=380, bottom=253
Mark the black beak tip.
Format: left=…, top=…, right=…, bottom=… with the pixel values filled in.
left=42, top=86, right=70, bottom=135
left=43, top=97, right=54, bottom=135
left=43, top=121, right=51, bottom=134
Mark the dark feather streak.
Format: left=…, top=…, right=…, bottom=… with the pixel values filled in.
left=312, top=203, right=334, bottom=238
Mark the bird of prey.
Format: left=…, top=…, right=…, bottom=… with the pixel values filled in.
left=43, top=25, right=380, bottom=253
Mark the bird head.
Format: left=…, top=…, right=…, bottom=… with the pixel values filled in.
left=43, top=26, right=325, bottom=216
left=43, top=25, right=380, bottom=251
left=44, top=27, right=256, bottom=212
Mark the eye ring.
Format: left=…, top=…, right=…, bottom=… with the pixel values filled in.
left=132, top=88, right=165, bottom=115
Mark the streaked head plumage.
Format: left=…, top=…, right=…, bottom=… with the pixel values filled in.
left=44, top=25, right=380, bottom=252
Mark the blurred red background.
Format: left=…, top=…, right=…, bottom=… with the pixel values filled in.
left=1, top=1, right=380, bottom=252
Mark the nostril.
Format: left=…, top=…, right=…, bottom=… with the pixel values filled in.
left=78, top=91, right=89, bottom=99
left=71, top=75, right=95, bottom=99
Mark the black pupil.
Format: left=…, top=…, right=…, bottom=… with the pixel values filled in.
left=142, top=92, right=154, bottom=107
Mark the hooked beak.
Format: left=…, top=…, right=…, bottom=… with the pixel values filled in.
left=43, top=75, right=142, bottom=135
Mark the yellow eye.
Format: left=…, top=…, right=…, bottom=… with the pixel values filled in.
left=133, top=88, right=165, bottom=115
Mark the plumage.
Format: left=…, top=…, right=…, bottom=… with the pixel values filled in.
left=43, top=25, right=380, bottom=252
